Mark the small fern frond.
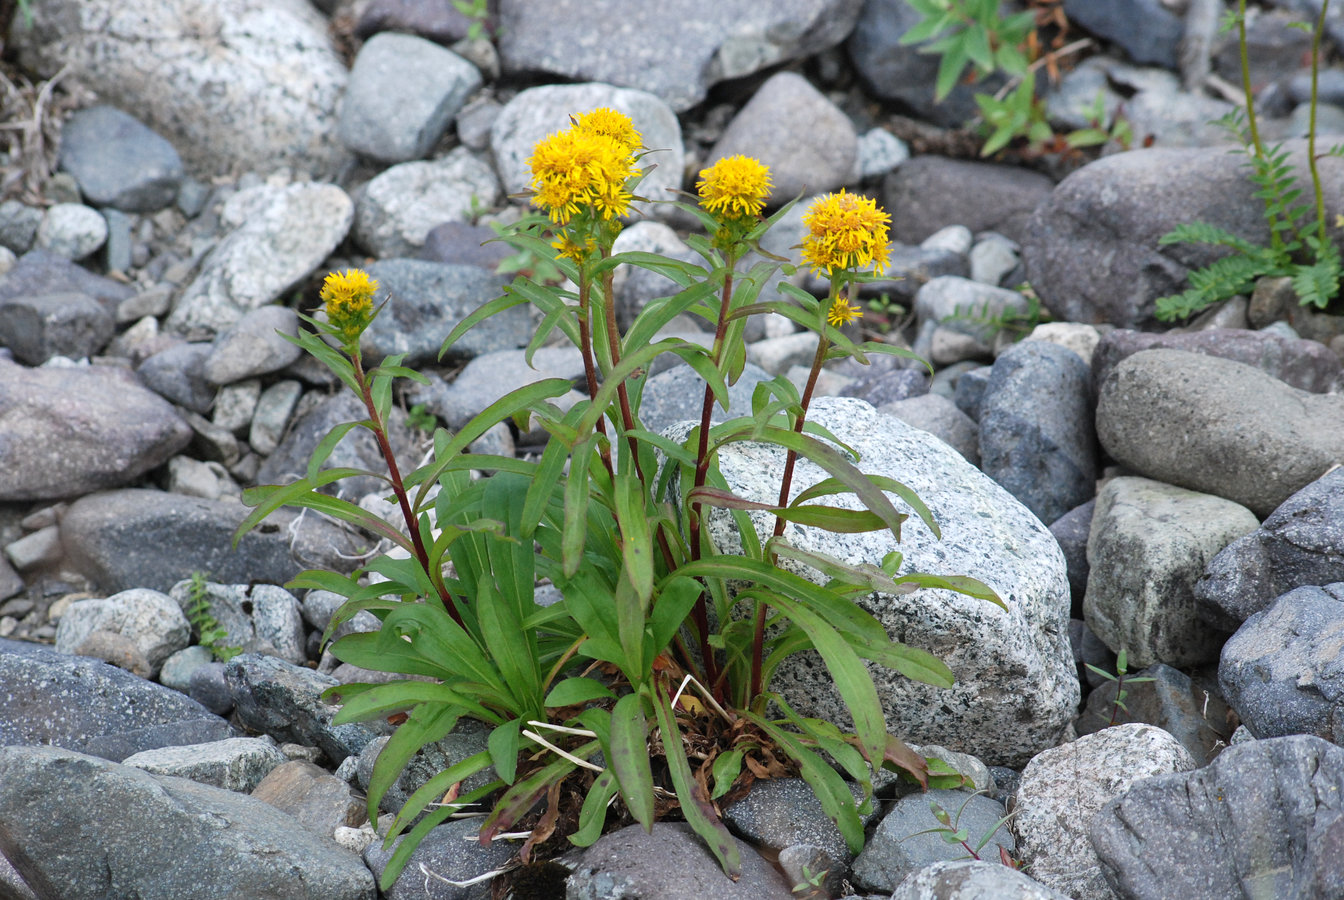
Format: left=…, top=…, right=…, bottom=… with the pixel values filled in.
left=1158, top=222, right=1260, bottom=255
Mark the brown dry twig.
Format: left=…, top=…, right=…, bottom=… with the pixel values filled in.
left=0, top=62, right=81, bottom=204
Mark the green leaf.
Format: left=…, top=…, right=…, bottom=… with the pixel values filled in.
left=545, top=677, right=617, bottom=707
left=609, top=693, right=655, bottom=830
left=438, top=290, right=530, bottom=361
left=364, top=704, right=461, bottom=826
left=710, top=749, right=745, bottom=799
left=488, top=718, right=522, bottom=784
left=650, top=686, right=741, bottom=876
left=478, top=743, right=592, bottom=842
left=571, top=769, right=620, bottom=847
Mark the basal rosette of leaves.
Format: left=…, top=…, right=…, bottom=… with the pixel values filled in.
left=235, top=109, right=1003, bottom=892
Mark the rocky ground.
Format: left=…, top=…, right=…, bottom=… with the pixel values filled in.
left=2, top=1, right=1344, bottom=898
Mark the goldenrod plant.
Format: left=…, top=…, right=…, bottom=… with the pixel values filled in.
left=236, top=108, right=1002, bottom=891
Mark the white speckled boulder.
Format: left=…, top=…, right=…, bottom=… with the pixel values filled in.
left=668, top=396, right=1078, bottom=767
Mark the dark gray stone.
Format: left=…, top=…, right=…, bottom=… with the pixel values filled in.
left=0, top=359, right=192, bottom=502
left=225, top=653, right=387, bottom=764
left=58, top=489, right=311, bottom=594
left=951, top=364, right=992, bottom=421
left=840, top=366, right=930, bottom=407
left=1196, top=467, right=1344, bottom=628
left=0, top=637, right=235, bottom=762
left=1096, top=349, right=1344, bottom=517
left=1076, top=663, right=1233, bottom=766
left=1091, top=735, right=1344, bottom=900
left=188, top=661, right=235, bottom=716
left=57, top=105, right=184, bottom=212
left=420, top=220, right=512, bottom=270
left=339, top=32, right=481, bottom=164
left=0, top=291, right=115, bottom=364
left=136, top=341, right=216, bottom=412
left=723, top=778, right=879, bottom=877
left=1091, top=327, right=1343, bottom=395
left=1062, top=0, right=1185, bottom=69
left=979, top=341, right=1096, bottom=525
left=883, top=156, right=1054, bottom=246
left=1218, top=583, right=1344, bottom=742
left=201, top=305, right=302, bottom=385
left=0, top=745, right=375, bottom=900
left=878, top=393, right=980, bottom=467
left=1022, top=141, right=1344, bottom=329
left=851, top=789, right=1014, bottom=893
left=363, top=817, right=521, bottom=900
left=1049, top=499, right=1094, bottom=616
left=0, top=200, right=42, bottom=254
left=355, top=724, right=494, bottom=817
left=567, top=821, right=795, bottom=899
left=355, top=0, right=481, bottom=44
left=361, top=259, right=523, bottom=366
left=847, top=0, right=1006, bottom=127
left=0, top=248, right=134, bottom=309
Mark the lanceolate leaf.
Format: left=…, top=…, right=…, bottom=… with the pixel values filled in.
left=609, top=693, right=655, bottom=830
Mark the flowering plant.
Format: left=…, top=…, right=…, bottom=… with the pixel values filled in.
left=236, top=108, right=1001, bottom=890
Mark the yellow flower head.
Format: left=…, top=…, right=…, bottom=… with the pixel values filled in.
left=320, top=268, right=378, bottom=343
left=800, top=190, right=891, bottom=276
left=527, top=123, right=639, bottom=225
left=697, top=155, right=772, bottom=220
left=826, top=296, right=863, bottom=327
left=573, top=107, right=642, bottom=154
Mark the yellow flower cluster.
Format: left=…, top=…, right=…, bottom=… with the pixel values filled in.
left=800, top=190, right=891, bottom=276
left=826, top=296, right=863, bottom=327
left=320, top=268, right=378, bottom=344
left=697, top=155, right=772, bottom=220
left=527, top=107, right=642, bottom=225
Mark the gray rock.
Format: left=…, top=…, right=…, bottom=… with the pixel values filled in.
left=250, top=758, right=365, bottom=836
left=878, top=393, right=979, bottom=467
left=890, top=859, right=1074, bottom=900
left=1075, top=663, right=1233, bottom=766
left=339, top=33, right=482, bottom=164
left=1048, top=499, right=1094, bottom=615
left=354, top=726, right=494, bottom=817
left=1013, top=723, right=1196, bottom=900
left=121, top=736, right=286, bottom=792
left=950, top=365, right=992, bottom=422
left=706, top=71, right=857, bottom=202
left=58, top=489, right=324, bottom=594
left=846, top=0, right=1004, bottom=127
left=166, top=182, right=354, bottom=337
left=34, top=202, right=107, bottom=260
left=0, top=291, right=115, bottom=364
left=54, top=589, right=192, bottom=677
left=851, top=789, right=1014, bottom=893
left=0, top=636, right=236, bottom=762
left=841, top=367, right=931, bottom=407
left=136, top=341, right=216, bottom=412
left=354, top=0, right=480, bottom=44
left=723, top=778, right=879, bottom=879
left=418, top=346, right=586, bottom=430
left=566, top=821, right=795, bottom=899
left=884, top=157, right=1054, bottom=246
left=212, top=379, right=261, bottom=435
left=158, top=644, right=215, bottom=692
left=610, top=220, right=708, bottom=330
left=676, top=397, right=1078, bottom=767
left=1062, top=0, right=1184, bottom=68
left=979, top=341, right=1096, bottom=526
left=913, top=276, right=1033, bottom=345
left=1024, top=323, right=1104, bottom=366
left=419, top=220, right=512, bottom=270
left=57, top=105, right=184, bottom=212
left=497, top=0, right=862, bottom=113
left=1090, top=735, right=1344, bottom=900
left=490, top=82, right=683, bottom=217
left=202, top=305, right=302, bottom=385
left=1196, top=468, right=1344, bottom=628
left=639, top=361, right=774, bottom=436
left=1084, top=477, right=1259, bottom=668
left=1021, top=142, right=1344, bottom=328
left=359, top=258, right=522, bottom=366
left=249, top=379, right=304, bottom=456
left=0, top=359, right=192, bottom=502
left=225, top=653, right=386, bottom=764
left=1091, top=327, right=1343, bottom=395
left=1095, top=349, right=1344, bottom=517
left=363, top=817, right=520, bottom=900
left=189, top=661, right=236, bottom=716
left=167, top=579, right=307, bottom=666
left=1218, top=582, right=1344, bottom=742
left=354, top=149, right=501, bottom=258
left=0, top=200, right=42, bottom=253
left=0, top=247, right=134, bottom=309
left=13, top=0, right=349, bottom=177
left=0, top=745, right=375, bottom=900
left=856, top=127, right=910, bottom=180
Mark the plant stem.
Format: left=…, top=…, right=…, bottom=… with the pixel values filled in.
left=576, top=267, right=616, bottom=480
left=351, top=352, right=466, bottom=629
left=1310, top=0, right=1330, bottom=250
left=749, top=282, right=836, bottom=699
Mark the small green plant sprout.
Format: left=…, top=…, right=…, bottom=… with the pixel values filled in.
left=183, top=571, right=242, bottom=663
left=864, top=292, right=910, bottom=336
left=235, top=107, right=1005, bottom=891
left=451, top=0, right=490, bottom=42
left=1156, top=0, right=1344, bottom=321
left=791, top=862, right=830, bottom=899
left=943, top=285, right=1050, bottom=343
left=907, top=791, right=1017, bottom=866
left=1085, top=648, right=1156, bottom=727
left=405, top=402, right=437, bottom=434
